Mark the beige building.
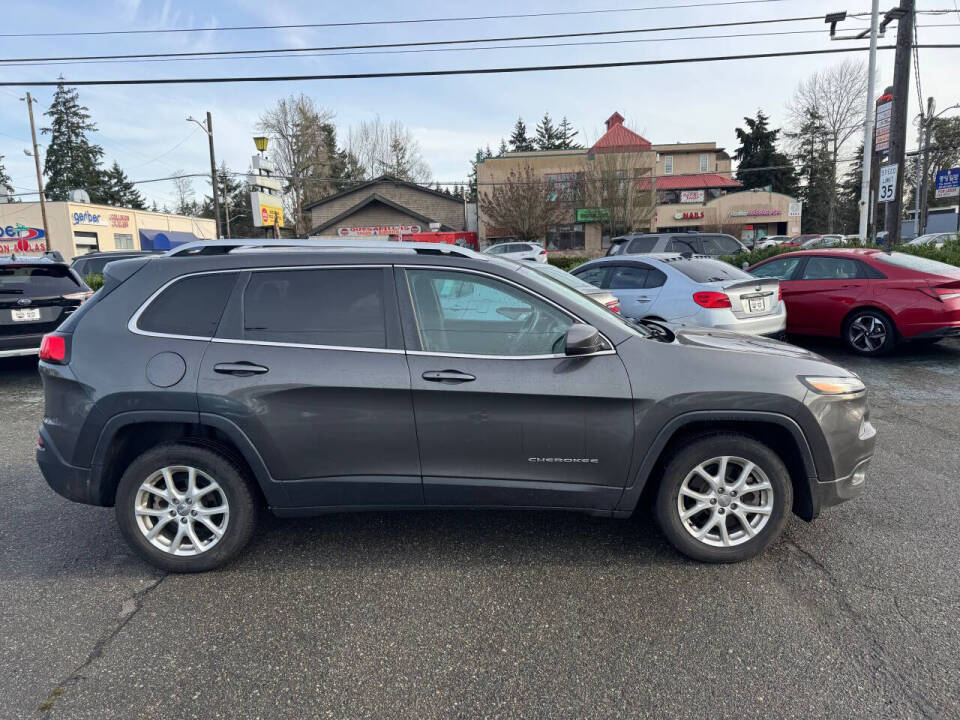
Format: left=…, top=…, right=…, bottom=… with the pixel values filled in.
left=306, top=175, right=466, bottom=237
left=477, top=112, right=800, bottom=254
left=0, top=200, right=215, bottom=260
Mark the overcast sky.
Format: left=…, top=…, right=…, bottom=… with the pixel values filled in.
left=0, top=0, right=957, bottom=209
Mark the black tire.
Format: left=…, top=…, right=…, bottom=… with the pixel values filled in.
left=114, top=443, right=259, bottom=573
left=655, top=434, right=792, bottom=563
left=843, top=308, right=897, bottom=356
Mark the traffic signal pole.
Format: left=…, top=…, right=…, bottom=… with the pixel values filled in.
left=882, top=0, right=915, bottom=246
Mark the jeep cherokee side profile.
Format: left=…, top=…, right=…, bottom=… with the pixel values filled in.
left=36, top=241, right=876, bottom=572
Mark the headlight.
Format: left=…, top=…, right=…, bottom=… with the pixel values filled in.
left=799, top=375, right=866, bottom=395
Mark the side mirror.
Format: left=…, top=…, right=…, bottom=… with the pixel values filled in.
left=565, top=323, right=607, bottom=356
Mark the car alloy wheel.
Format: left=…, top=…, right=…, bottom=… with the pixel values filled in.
left=676, top=456, right=773, bottom=548
left=848, top=315, right=887, bottom=354
left=134, top=465, right=230, bottom=556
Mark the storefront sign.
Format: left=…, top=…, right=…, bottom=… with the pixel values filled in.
left=1, top=223, right=47, bottom=253
left=109, top=213, right=131, bottom=228
left=729, top=209, right=781, bottom=217
left=250, top=191, right=284, bottom=228
left=679, top=190, right=705, bottom=204
left=788, top=202, right=803, bottom=217
left=575, top=207, right=610, bottom=223
left=337, top=225, right=421, bottom=237
left=72, top=211, right=107, bottom=226
left=934, top=168, right=960, bottom=198
left=673, top=210, right=704, bottom=220
left=875, top=94, right=893, bottom=153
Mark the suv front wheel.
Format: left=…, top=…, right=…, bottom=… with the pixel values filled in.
left=655, top=434, right=792, bottom=562
left=115, top=443, right=258, bottom=572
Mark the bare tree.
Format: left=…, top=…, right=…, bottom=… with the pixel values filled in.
left=479, top=165, right=568, bottom=242
left=257, top=94, right=339, bottom=235
left=787, top=59, right=869, bottom=232
left=345, top=116, right=431, bottom=183
left=171, top=171, right=196, bottom=215
left=581, top=150, right=656, bottom=237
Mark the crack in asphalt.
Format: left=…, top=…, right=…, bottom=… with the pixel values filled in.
left=783, top=538, right=937, bottom=720
left=36, top=573, right=168, bottom=717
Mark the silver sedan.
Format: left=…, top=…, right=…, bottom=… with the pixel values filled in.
left=570, top=253, right=786, bottom=337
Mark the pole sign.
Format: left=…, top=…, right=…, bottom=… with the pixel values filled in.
left=875, top=94, right=893, bottom=153
left=878, top=164, right=898, bottom=204
left=934, top=168, right=960, bottom=199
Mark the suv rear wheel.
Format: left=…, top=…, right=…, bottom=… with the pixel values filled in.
left=115, top=443, right=258, bottom=572
left=655, top=434, right=792, bottom=562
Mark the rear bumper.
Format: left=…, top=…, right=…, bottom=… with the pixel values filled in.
left=0, top=332, right=44, bottom=357
left=36, top=426, right=102, bottom=506
left=702, top=307, right=787, bottom=337
left=903, top=324, right=960, bottom=341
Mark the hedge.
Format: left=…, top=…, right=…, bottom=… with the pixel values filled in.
left=83, top=273, right=104, bottom=291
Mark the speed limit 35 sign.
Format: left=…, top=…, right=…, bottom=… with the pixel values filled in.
left=878, top=164, right=898, bottom=204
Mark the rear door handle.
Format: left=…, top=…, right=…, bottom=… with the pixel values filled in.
left=422, top=370, right=476, bottom=384
left=214, top=362, right=269, bottom=377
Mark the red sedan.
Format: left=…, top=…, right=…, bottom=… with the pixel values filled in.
left=749, top=249, right=960, bottom=355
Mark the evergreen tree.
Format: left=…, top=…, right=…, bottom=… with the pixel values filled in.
left=97, top=161, right=145, bottom=208
left=199, top=163, right=258, bottom=238
left=468, top=146, right=494, bottom=202
left=733, top=110, right=797, bottom=195
left=557, top=116, right=582, bottom=149
left=42, top=80, right=105, bottom=201
left=788, top=109, right=834, bottom=232
left=333, top=147, right=365, bottom=192
left=0, top=155, right=12, bottom=195
left=836, top=143, right=866, bottom=235
left=509, top=118, right=534, bottom=152
left=497, top=139, right=509, bottom=156
left=535, top=112, right=562, bottom=151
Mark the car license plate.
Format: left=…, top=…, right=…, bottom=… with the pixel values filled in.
left=748, top=298, right=765, bottom=313
left=11, top=308, right=41, bottom=321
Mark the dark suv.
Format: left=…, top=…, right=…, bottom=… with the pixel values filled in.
left=37, top=241, right=875, bottom=572
left=1, top=254, right=92, bottom=358
left=608, top=232, right=747, bottom=257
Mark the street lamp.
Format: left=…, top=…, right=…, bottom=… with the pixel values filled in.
left=253, top=136, right=268, bottom=155
left=187, top=112, right=222, bottom=239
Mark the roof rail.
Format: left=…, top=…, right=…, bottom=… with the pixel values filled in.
left=165, top=238, right=481, bottom=259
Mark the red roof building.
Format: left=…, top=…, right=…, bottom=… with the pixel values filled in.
left=638, top=173, right=743, bottom=191
left=589, top=113, right=653, bottom=153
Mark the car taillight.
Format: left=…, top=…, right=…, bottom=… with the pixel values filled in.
left=919, top=284, right=960, bottom=302
left=63, top=290, right=94, bottom=303
left=39, top=334, right=67, bottom=364
left=540, top=249, right=547, bottom=255
left=693, top=291, right=732, bottom=308
left=778, top=287, right=783, bottom=302
left=606, top=300, right=621, bottom=314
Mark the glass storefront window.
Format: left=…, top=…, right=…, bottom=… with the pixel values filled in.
left=545, top=224, right=585, bottom=251
left=114, top=233, right=134, bottom=249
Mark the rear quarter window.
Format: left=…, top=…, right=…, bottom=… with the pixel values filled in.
left=136, top=272, right=239, bottom=337
left=626, top=237, right=658, bottom=253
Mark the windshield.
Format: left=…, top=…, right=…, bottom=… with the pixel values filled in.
left=515, top=265, right=651, bottom=337
left=0, top=264, right=82, bottom=296
left=670, top=258, right=752, bottom=283
left=872, top=252, right=960, bottom=278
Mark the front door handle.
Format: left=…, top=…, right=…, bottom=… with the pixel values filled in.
left=214, top=362, right=269, bottom=377
left=422, top=370, right=476, bottom=384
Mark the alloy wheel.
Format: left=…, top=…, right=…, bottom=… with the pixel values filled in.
left=134, top=465, right=229, bottom=556
left=676, top=456, right=774, bottom=548
left=848, top=315, right=887, bottom=353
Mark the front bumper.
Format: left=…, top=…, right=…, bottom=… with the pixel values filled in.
left=809, top=410, right=877, bottom=513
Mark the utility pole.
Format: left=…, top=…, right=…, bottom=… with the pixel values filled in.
left=882, top=0, right=915, bottom=246
left=914, top=96, right=935, bottom=236
left=223, top=187, right=232, bottom=239
left=187, top=112, right=222, bottom=239
left=857, top=0, right=881, bottom=241
left=22, top=92, right=50, bottom=245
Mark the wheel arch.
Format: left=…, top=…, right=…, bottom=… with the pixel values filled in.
left=616, top=411, right=820, bottom=521
left=90, top=412, right=284, bottom=507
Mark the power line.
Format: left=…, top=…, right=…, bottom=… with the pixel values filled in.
left=0, top=14, right=839, bottom=64
left=0, top=0, right=796, bottom=39
left=8, top=45, right=960, bottom=87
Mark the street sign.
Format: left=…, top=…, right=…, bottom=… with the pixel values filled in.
left=878, top=164, right=898, bottom=204
left=875, top=98, right=892, bottom=153
left=934, top=168, right=960, bottom=199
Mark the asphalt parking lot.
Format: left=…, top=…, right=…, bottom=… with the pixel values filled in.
left=2, top=339, right=959, bottom=720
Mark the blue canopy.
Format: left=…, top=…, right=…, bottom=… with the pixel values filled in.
left=139, top=229, right=200, bottom=250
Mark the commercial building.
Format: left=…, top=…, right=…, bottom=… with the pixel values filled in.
left=476, top=112, right=802, bottom=253
left=306, top=175, right=467, bottom=238
left=0, top=200, right=216, bottom=260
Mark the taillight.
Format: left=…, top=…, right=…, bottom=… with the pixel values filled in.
left=39, top=334, right=67, bottom=364
left=693, top=291, right=732, bottom=308
left=919, top=284, right=960, bottom=302
left=63, top=290, right=94, bottom=303
left=540, top=249, right=547, bottom=255
left=778, top=287, right=783, bottom=302
left=606, top=300, right=621, bottom=314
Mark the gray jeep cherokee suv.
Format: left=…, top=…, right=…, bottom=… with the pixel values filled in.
left=36, top=241, right=876, bottom=572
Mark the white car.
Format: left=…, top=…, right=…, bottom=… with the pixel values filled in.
left=908, top=232, right=954, bottom=249
left=756, top=235, right=793, bottom=249
left=483, top=241, right=548, bottom=263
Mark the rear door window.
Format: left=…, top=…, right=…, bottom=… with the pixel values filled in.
left=666, top=237, right=699, bottom=254
left=800, top=257, right=862, bottom=280
left=707, top=235, right=744, bottom=255
left=572, top=265, right=610, bottom=288
left=608, top=265, right=650, bottom=290
left=137, top=272, right=239, bottom=337
left=626, top=237, right=658, bottom=254
left=0, top=264, right=83, bottom=298
left=237, top=268, right=387, bottom=348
